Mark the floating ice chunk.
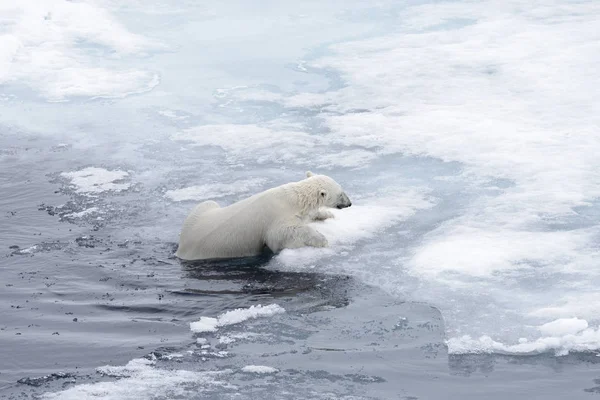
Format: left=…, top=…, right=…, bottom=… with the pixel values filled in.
left=314, top=204, right=422, bottom=246
left=190, top=304, right=285, bottom=333
left=43, top=357, right=234, bottom=399
left=17, top=245, right=38, bottom=254
left=161, top=353, right=184, bottom=360
left=409, top=228, right=589, bottom=279
left=61, top=167, right=130, bottom=196
left=218, top=336, right=236, bottom=345
left=165, top=178, right=267, bottom=202
left=217, top=304, right=285, bottom=326
left=97, top=357, right=155, bottom=378
left=241, top=365, right=278, bottom=374
left=218, top=332, right=260, bottom=344
left=448, top=323, right=600, bottom=356
left=190, top=317, right=219, bottom=333
left=539, top=318, right=588, bottom=336
left=64, top=207, right=100, bottom=219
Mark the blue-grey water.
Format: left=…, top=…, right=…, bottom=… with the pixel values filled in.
left=2, top=0, right=600, bottom=399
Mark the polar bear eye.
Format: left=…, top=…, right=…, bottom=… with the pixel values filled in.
left=319, top=190, right=327, bottom=198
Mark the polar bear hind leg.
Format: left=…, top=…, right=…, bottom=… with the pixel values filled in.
left=266, top=224, right=328, bottom=253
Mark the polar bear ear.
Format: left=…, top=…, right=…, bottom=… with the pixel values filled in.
left=306, top=171, right=314, bottom=178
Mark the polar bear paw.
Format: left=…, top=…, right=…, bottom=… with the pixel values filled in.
left=312, top=210, right=335, bottom=221
left=306, top=231, right=328, bottom=248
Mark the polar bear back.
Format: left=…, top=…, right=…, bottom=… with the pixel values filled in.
left=175, top=188, right=293, bottom=260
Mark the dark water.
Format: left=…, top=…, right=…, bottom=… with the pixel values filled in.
left=1, top=134, right=600, bottom=400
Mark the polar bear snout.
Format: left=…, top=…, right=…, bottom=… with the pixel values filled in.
left=336, top=193, right=352, bottom=209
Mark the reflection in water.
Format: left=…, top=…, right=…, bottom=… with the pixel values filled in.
left=177, top=252, right=352, bottom=313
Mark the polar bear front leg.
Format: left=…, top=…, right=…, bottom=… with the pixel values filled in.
left=266, top=224, right=328, bottom=253
left=300, top=226, right=329, bottom=248
left=311, top=209, right=335, bottom=221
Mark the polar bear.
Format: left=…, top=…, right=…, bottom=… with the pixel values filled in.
left=174, top=172, right=352, bottom=261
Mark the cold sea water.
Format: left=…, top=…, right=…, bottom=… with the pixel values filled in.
left=1, top=0, right=600, bottom=399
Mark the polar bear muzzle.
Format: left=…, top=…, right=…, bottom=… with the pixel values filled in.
left=336, top=192, right=352, bottom=209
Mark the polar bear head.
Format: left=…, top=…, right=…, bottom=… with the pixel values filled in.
left=305, top=171, right=352, bottom=210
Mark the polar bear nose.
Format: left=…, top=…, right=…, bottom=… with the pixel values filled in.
left=338, top=193, right=352, bottom=208
left=336, top=195, right=352, bottom=208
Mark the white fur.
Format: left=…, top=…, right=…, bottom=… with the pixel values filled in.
left=175, top=172, right=352, bottom=261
